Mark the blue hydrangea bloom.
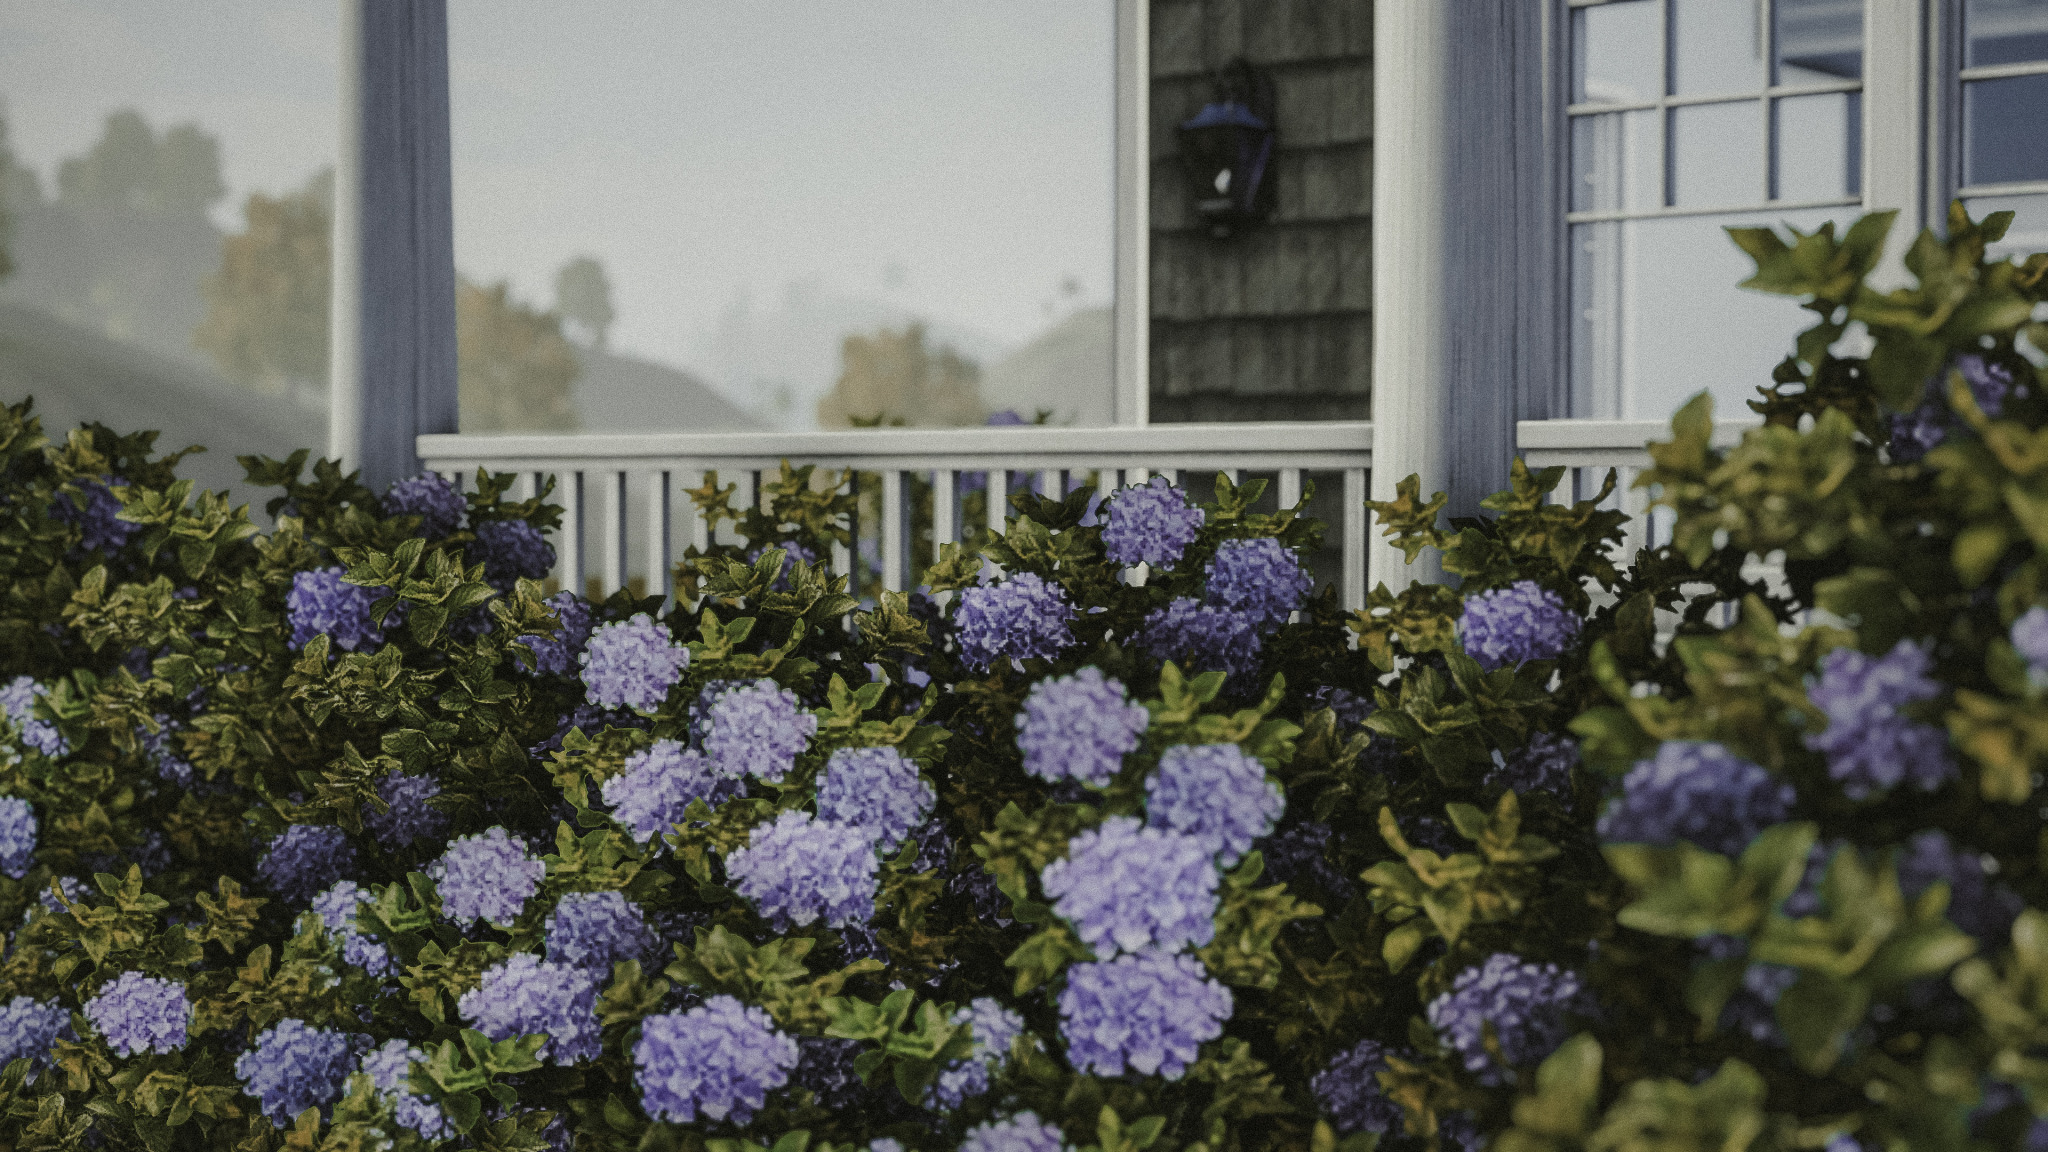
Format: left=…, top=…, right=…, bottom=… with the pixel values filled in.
left=431, top=827, right=546, bottom=927
left=726, top=810, right=879, bottom=930
left=745, top=540, right=818, bottom=590
left=469, top=518, right=556, bottom=592
left=955, top=572, right=1078, bottom=672
left=961, top=1113, right=1069, bottom=1152
left=1426, top=953, right=1587, bottom=1083
left=518, top=592, right=594, bottom=676
left=1459, top=580, right=1582, bottom=670
left=1313, top=1039, right=1404, bottom=1136
left=0, top=798, right=34, bottom=879
left=580, top=614, right=690, bottom=711
left=1488, top=732, right=1580, bottom=799
left=1806, top=640, right=1955, bottom=798
left=600, top=740, right=742, bottom=844
left=310, top=881, right=394, bottom=977
left=702, top=679, right=816, bottom=783
left=633, top=995, right=799, bottom=1124
left=286, top=568, right=386, bottom=653
left=0, top=677, right=68, bottom=757
left=1888, top=354, right=2022, bottom=462
left=815, top=746, right=934, bottom=853
left=1040, top=816, right=1218, bottom=958
left=140, top=715, right=194, bottom=788
left=0, top=996, right=69, bottom=1079
left=381, top=473, right=466, bottom=537
left=83, top=971, right=188, bottom=1056
left=364, top=771, right=448, bottom=851
left=1254, top=818, right=1355, bottom=901
left=1597, top=741, right=1794, bottom=857
left=929, top=996, right=1026, bottom=1110
left=1016, top=667, right=1148, bottom=788
left=1205, top=538, right=1313, bottom=629
left=361, top=1039, right=456, bottom=1141
left=1102, top=478, right=1204, bottom=570
left=52, top=475, right=138, bottom=554
left=1145, top=743, right=1284, bottom=867
left=1137, top=598, right=1264, bottom=688
left=1059, top=952, right=1232, bottom=1078
left=235, top=1019, right=365, bottom=1126
left=791, top=1037, right=867, bottom=1113
left=36, top=875, right=89, bottom=914
left=1308, top=685, right=1373, bottom=734
left=458, top=953, right=602, bottom=1064
left=2016, top=606, right=2048, bottom=686
left=1897, top=829, right=2023, bottom=943
left=545, top=890, right=659, bottom=970
left=257, top=825, right=358, bottom=905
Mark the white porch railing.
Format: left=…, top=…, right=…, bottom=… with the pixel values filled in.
left=1517, top=418, right=1761, bottom=556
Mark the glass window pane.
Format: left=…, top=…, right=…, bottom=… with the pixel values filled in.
left=1671, top=100, right=1763, bottom=206
left=1774, top=91, right=1859, bottom=200
left=1964, top=74, right=2048, bottom=188
left=1673, top=0, right=1764, bottom=97
left=1572, top=110, right=1663, bottom=213
left=1774, top=0, right=1863, bottom=82
left=1962, top=192, right=2048, bottom=260
left=1574, top=0, right=1664, bottom=104
left=1966, top=0, right=2048, bottom=68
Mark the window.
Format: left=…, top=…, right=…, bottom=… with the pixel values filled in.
left=1954, top=0, right=2048, bottom=253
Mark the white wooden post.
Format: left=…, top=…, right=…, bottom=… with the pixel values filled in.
left=1112, top=0, right=1149, bottom=428
left=1866, top=0, right=1928, bottom=286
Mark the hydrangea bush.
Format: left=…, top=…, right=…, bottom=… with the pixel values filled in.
left=0, top=202, right=2040, bottom=1152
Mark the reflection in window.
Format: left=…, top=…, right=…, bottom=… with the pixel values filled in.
left=1966, top=0, right=2048, bottom=69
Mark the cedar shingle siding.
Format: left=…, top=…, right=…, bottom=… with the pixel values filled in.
left=1149, top=0, right=1371, bottom=424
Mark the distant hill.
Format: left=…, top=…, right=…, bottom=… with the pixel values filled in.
left=571, top=345, right=764, bottom=432
left=979, top=305, right=1114, bottom=426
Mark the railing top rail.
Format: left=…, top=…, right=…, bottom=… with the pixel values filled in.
left=1515, top=417, right=1760, bottom=452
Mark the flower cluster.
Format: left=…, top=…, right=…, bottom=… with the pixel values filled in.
left=546, top=890, right=659, bottom=970
left=1459, top=580, right=1581, bottom=670
left=364, top=771, right=448, bottom=850
left=469, top=517, right=556, bottom=591
left=518, top=591, right=595, bottom=676
left=1145, top=743, right=1284, bottom=866
left=1896, top=830, right=2022, bottom=943
left=581, top=614, right=690, bottom=710
left=1137, top=598, right=1262, bottom=687
left=459, top=953, right=602, bottom=1064
left=1041, top=817, right=1218, bottom=957
left=601, top=740, right=740, bottom=844
left=1887, top=353, right=2022, bottom=461
left=1426, top=953, right=1587, bottom=1083
left=311, top=881, right=395, bottom=977
left=961, top=1113, right=1069, bottom=1152
left=0, top=997, right=68, bottom=1079
left=0, top=798, right=34, bottom=879
left=930, top=997, right=1026, bottom=1110
left=1102, top=478, right=1204, bottom=569
left=0, top=677, right=68, bottom=757
left=83, top=972, right=189, bottom=1056
left=955, top=572, right=1078, bottom=671
left=1015, top=667, right=1148, bottom=788
left=2015, top=606, right=2048, bottom=684
left=745, top=540, right=818, bottom=590
left=1205, top=538, right=1312, bottom=629
left=361, top=1040, right=456, bottom=1141
left=52, top=474, right=139, bottom=554
left=285, top=567, right=386, bottom=653
left=141, top=716, right=194, bottom=788
left=1597, top=741, right=1793, bottom=857
left=701, top=679, right=816, bottom=783
left=235, top=1019, right=364, bottom=1127
left=257, top=824, right=358, bottom=905
left=1488, top=731, right=1579, bottom=799
left=1059, top=952, right=1232, bottom=1078
left=431, top=827, right=546, bottom=927
left=381, top=472, right=466, bottom=537
left=815, top=746, right=934, bottom=853
left=726, top=810, right=879, bottom=929
left=634, top=995, right=799, bottom=1124
left=1313, top=1039, right=1404, bottom=1136
left=1805, top=640, right=1955, bottom=798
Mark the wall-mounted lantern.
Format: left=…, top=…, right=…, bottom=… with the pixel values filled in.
left=1178, top=58, right=1276, bottom=239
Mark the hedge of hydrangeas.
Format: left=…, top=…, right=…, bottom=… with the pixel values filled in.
left=0, top=203, right=2040, bottom=1152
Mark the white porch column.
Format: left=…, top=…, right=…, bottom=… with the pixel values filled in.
left=1112, top=0, right=1150, bottom=428
left=1865, top=0, right=1928, bottom=287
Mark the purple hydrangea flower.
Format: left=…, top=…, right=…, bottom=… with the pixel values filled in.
left=431, top=827, right=546, bottom=927
left=929, top=996, right=1026, bottom=1110
left=1806, top=640, right=1955, bottom=798
left=310, top=881, right=395, bottom=977
left=364, top=771, right=449, bottom=851
left=286, top=568, right=387, bottom=653
left=1313, top=1039, right=1404, bottom=1136
left=1040, top=816, right=1218, bottom=958
left=140, top=715, right=194, bottom=789
left=52, top=475, right=138, bottom=554
left=1145, top=744, right=1284, bottom=867
left=1897, top=830, right=2022, bottom=943
left=815, top=746, right=934, bottom=853
left=0, top=798, right=35, bottom=879
left=726, top=810, right=879, bottom=930
left=745, top=540, right=819, bottom=591
left=531, top=701, right=650, bottom=758
left=1059, top=952, right=1232, bottom=1078
left=792, top=1037, right=867, bottom=1113
left=702, top=679, right=816, bottom=783
left=1308, top=686, right=1373, bottom=734
left=601, top=740, right=741, bottom=844
left=381, top=473, right=467, bottom=537
left=2014, top=606, right=2048, bottom=687
left=955, top=572, right=1078, bottom=672
left=0, top=677, right=69, bottom=757
left=469, top=518, right=556, bottom=592
left=634, top=995, right=799, bottom=1124
left=36, top=875, right=88, bottom=914
left=1426, top=953, right=1587, bottom=1083
left=1887, top=354, right=2023, bottom=461
left=546, top=890, right=659, bottom=970
left=1254, top=818, right=1354, bottom=901
left=1137, top=598, right=1264, bottom=688
left=580, top=614, right=690, bottom=711
left=1016, top=667, right=1149, bottom=788
left=1103, top=478, right=1205, bottom=570
left=361, top=1040, right=456, bottom=1141
left=83, top=972, right=188, bottom=1056
left=235, top=1019, right=365, bottom=1126
left=458, top=953, right=602, bottom=1064
left=0, top=996, right=69, bottom=1080
left=1488, top=732, right=1579, bottom=799
left=1887, top=400, right=1949, bottom=463
left=257, top=825, right=358, bottom=905
left=1205, top=538, right=1313, bottom=629
left=1459, top=580, right=1582, bottom=670
left=516, top=592, right=595, bottom=676
left=1597, top=741, right=1793, bottom=857
left=962, top=1113, right=1069, bottom=1152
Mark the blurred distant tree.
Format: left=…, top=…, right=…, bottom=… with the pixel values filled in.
left=56, top=110, right=223, bottom=222
left=458, top=279, right=580, bottom=431
left=194, top=171, right=331, bottom=393
left=553, top=255, right=614, bottom=349
left=817, top=322, right=986, bottom=428
left=0, top=104, right=16, bottom=281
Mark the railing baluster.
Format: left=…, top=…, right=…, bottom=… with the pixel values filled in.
left=683, top=469, right=710, bottom=558
left=1277, top=468, right=1301, bottom=510
left=600, top=470, right=627, bottom=597
left=881, top=469, right=904, bottom=593
left=645, top=471, right=671, bottom=608
left=512, top=472, right=536, bottom=504
left=987, top=470, right=1007, bottom=537
left=932, top=470, right=956, bottom=549
left=1342, top=468, right=1367, bottom=613
left=560, top=471, right=585, bottom=599
left=1124, top=467, right=1147, bottom=489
